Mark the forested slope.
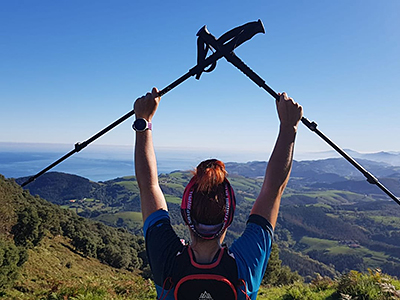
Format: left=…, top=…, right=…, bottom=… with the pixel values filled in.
left=0, top=175, right=153, bottom=298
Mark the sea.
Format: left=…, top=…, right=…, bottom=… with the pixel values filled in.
left=7, top=140, right=382, bottom=183
left=0, top=142, right=283, bottom=182
left=4, top=142, right=399, bottom=184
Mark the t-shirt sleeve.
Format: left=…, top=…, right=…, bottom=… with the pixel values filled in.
left=230, top=214, right=274, bottom=299
left=143, top=210, right=184, bottom=287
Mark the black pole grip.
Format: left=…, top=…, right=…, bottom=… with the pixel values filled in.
left=197, top=20, right=265, bottom=54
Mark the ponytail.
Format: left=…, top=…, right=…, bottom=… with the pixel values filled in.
left=195, top=159, right=227, bottom=193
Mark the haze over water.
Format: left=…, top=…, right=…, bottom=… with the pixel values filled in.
left=2, top=142, right=399, bottom=183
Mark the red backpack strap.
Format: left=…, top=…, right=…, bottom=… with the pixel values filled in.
left=171, top=246, right=241, bottom=300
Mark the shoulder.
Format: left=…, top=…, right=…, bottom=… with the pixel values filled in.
left=230, top=215, right=273, bottom=260
left=231, top=214, right=274, bottom=253
left=143, top=209, right=170, bottom=237
left=144, top=210, right=183, bottom=251
left=246, top=214, right=274, bottom=237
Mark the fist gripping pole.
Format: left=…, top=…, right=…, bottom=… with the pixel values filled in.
left=21, top=20, right=265, bottom=187
left=196, top=22, right=400, bottom=206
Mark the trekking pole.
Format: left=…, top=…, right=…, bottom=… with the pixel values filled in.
left=196, top=27, right=400, bottom=206
left=21, top=20, right=265, bottom=187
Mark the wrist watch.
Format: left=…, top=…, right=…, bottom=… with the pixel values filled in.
left=132, top=118, right=152, bottom=132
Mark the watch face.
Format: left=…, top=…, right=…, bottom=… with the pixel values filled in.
left=134, top=119, right=147, bottom=131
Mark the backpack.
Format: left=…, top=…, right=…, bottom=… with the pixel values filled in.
left=161, top=246, right=248, bottom=300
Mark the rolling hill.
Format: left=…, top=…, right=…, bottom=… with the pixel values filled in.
left=14, top=157, right=400, bottom=280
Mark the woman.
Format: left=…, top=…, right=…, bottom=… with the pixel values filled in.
left=133, top=87, right=303, bottom=299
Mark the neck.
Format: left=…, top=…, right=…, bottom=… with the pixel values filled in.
left=190, top=238, right=221, bottom=264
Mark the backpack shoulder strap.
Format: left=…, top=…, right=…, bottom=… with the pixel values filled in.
left=171, top=246, right=241, bottom=300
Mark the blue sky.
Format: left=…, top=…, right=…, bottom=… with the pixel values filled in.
left=1, top=0, right=400, bottom=162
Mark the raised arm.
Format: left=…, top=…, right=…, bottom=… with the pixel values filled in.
left=134, top=87, right=167, bottom=222
left=251, top=92, right=303, bottom=229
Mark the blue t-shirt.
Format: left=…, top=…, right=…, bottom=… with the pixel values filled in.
left=143, top=210, right=273, bottom=300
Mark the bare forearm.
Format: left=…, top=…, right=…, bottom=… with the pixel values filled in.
left=251, top=91, right=302, bottom=228
left=135, top=131, right=158, bottom=188
left=265, top=126, right=296, bottom=192
left=134, top=131, right=167, bottom=221
left=251, top=126, right=297, bottom=227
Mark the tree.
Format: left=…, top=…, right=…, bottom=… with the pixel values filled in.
left=11, top=206, right=42, bottom=248
left=0, top=239, right=27, bottom=292
left=263, top=243, right=302, bottom=286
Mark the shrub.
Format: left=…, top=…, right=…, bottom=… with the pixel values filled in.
left=310, top=274, right=335, bottom=292
left=337, top=269, right=400, bottom=300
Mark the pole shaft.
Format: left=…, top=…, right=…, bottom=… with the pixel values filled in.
left=21, top=51, right=226, bottom=187
left=225, top=52, right=400, bottom=205
left=301, top=118, right=400, bottom=205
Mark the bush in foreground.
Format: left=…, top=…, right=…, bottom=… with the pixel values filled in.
left=7, top=274, right=156, bottom=300
left=337, top=269, right=400, bottom=300
left=258, top=270, right=400, bottom=300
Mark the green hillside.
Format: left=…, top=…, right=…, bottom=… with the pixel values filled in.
left=0, top=175, right=153, bottom=299
left=9, top=235, right=155, bottom=299
left=16, top=166, right=400, bottom=280
left=3, top=167, right=400, bottom=298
